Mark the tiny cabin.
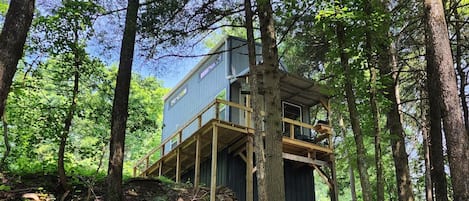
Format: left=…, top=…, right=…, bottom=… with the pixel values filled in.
left=134, top=36, right=337, bottom=201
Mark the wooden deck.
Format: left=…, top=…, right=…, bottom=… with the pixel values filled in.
left=133, top=99, right=337, bottom=201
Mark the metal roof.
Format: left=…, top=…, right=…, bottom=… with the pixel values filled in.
left=279, top=71, right=330, bottom=107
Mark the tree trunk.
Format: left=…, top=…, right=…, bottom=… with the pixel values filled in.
left=375, top=2, right=416, bottom=200
left=420, top=89, right=434, bottom=201
left=425, top=18, right=448, bottom=201
left=363, top=1, right=384, bottom=199
left=107, top=0, right=138, bottom=200
left=424, top=0, right=469, bottom=200
left=383, top=43, right=415, bottom=201
left=244, top=0, right=267, bottom=200
left=339, top=116, right=357, bottom=201
left=58, top=65, right=79, bottom=194
left=336, top=21, right=373, bottom=201
left=452, top=3, right=468, bottom=131
left=0, top=0, right=35, bottom=119
left=58, top=28, right=81, bottom=195
left=0, top=111, right=10, bottom=171
left=256, top=1, right=286, bottom=200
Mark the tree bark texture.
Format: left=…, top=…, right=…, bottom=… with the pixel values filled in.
left=384, top=44, right=415, bottom=201
left=336, top=21, right=373, bottom=201
left=256, top=0, right=286, bottom=200
left=452, top=5, right=468, bottom=132
left=107, top=0, right=138, bottom=200
left=0, top=0, right=35, bottom=120
left=244, top=0, right=267, bottom=200
left=425, top=22, right=448, bottom=201
left=420, top=91, right=434, bottom=201
left=424, top=0, right=469, bottom=200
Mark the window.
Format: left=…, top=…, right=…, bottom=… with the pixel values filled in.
left=216, top=89, right=226, bottom=120
left=282, top=102, right=302, bottom=137
left=169, top=87, right=187, bottom=107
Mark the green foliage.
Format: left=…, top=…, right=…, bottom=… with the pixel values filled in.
left=2, top=59, right=167, bottom=178
left=0, top=1, right=7, bottom=16
left=0, top=184, right=11, bottom=191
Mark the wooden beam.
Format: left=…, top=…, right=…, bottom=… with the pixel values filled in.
left=246, top=137, right=254, bottom=201
left=282, top=137, right=333, bottom=154
left=210, top=125, right=218, bottom=201
left=215, top=122, right=250, bottom=134
left=176, top=148, right=181, bottom=183
left=282, top=152, right=328, bottom=166
left=194, top=135, right=201, bottom=188
left=312, top=164, right=332, bottom=189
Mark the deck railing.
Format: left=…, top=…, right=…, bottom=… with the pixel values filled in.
left=133, top=99, right=332, bottom=177
left=133, top=99, right=253, bottom=177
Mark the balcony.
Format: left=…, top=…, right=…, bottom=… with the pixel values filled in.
left=133, top=99, right=334, bottom=180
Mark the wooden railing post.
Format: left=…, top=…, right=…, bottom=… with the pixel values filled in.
left=198, top=115, right=202, bottom=128
left=133, top=167, right=137, bottom=177
left=215, top=100, right=220, bottom=120
left=178, top=131, right=182, bottom=145
left=290, top=124, right=294, bottom=139
left=145, top=157, right=149, bottom=170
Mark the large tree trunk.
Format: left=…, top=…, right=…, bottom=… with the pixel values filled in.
left=244, top=0, right=267, bottom=200
left=106, top=0, right=138, bottom=200
left=452, top=3, right=468, bottom=131
left=375, top=1, right=416, bottom=200
left=336, top=21, right=373, bottom=201
left=0, top=0, right=35, bottom=119
left=378, top=42, right=415, bottom=201
left=425, top=20, right=448, bottom=201
left=424, top=0, right=469, bottom=200
left=255, top=0, right=286, bottom=200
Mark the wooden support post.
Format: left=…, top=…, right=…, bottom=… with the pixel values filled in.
left=210, top=125, right=218, bottom=201
left=198, top=115, right=202, bottom=128
left=246, top=136, right=254, bottom=201
left=215, top=101, right=220, bottom=120
left=145, top=158, right=149, bottom=169
left=178, top=131, right=182, bottom=146
left=133, top=167, right=137, bottom=177
left=158, top=161, right=163, bottom=177
left=290, top=124, right=294, bottom=139
left=194, top=135, right=201, bottom=188
left=176, top=148, right=181, bottom=183
left=330, top=155, right=339, bottom=201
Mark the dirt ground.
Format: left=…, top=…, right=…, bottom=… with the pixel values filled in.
left=0, top=173, right=237, bottom=201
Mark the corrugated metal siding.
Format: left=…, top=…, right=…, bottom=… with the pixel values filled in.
left=162, top=44, right=229, bottom=143
left=181, top=148, right=316, bottom=201
left=229, top=38, right=262, bottom=77
left=284, top=160, right=315, bottom=201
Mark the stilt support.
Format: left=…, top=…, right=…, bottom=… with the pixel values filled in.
left=246, top=136, right=254, bottom=201
left=210, top=124, right=218, bottom=201
left=194, top=135, right=201, bottom=188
